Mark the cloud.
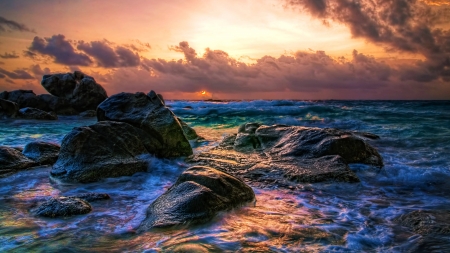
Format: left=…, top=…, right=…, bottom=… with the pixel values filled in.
left=283, top=0, right=450, bottom=83
left=0, top=67, right=34, bottom=79
left=0, top=16, right=35, bottom=33
left=77, top=40, right=140, bottom=68
left=26, top=34, right=92, bottom=66
left=0, top=51, right=19, bottom=59
left=30, top=64, right=51, bottom=76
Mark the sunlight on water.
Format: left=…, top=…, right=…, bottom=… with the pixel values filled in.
left=0, top=100, right=449, bottom=252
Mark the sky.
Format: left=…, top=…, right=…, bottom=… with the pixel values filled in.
left=0, top=0, right=449, bottom=100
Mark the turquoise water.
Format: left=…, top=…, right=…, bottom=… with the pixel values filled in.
left=1, top=100, right=449, bottom=252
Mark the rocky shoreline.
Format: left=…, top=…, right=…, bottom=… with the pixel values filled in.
left=1, top=73, right=448, bottom=239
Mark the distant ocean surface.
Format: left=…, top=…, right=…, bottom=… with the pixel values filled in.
left=1, top=100, right=450, bottom=252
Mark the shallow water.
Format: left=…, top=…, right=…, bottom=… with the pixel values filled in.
left=1, top=100, right=450, bottom=252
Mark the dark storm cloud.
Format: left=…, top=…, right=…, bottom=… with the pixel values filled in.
left=0, top=51, right=19, bottom=59
left=0, top=16, right=35, bottom=33
left=284, top=0, right=450, bottom=83
left=77, top=40, right=140, bottom=67
left=26, top=35, right=92, bottom=66
left=0, top=67, right=34, bottom=79
left=30, top=64, right=51, bottom=76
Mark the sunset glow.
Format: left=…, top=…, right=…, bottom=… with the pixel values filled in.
left=0, top=0, right=449, bottom=99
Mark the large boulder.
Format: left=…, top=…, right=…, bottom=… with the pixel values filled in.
left=236, top=123, right=383, bottom=166
left=0, top=90, right=49, bottom=110
left=0, top=98, right=19, bottom=119
left=0, top=146, right=36, bottom=177
left=97, top=91, right=192, bottom=157
left=139, top=166, right=255, bottom=230
left=37, top=94, right=77, bottom=115
left=178, top=117, right=200, bottom=140
left=18, top=107, right=58, bottom=120
left=50, top=121, right=162, bottom=183
left=187, top=123, right=384, bottom=188
left=22, top=141, right=60, bottom=165
left=35, top=197, right=92, bottom=217
left=41, top=71, right=108, bottom=112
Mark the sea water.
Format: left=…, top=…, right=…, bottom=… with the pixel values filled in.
left=0, top=100, right=449, bottom=252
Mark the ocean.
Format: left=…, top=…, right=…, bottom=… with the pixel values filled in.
left=1, top=100, right=449, bottom=252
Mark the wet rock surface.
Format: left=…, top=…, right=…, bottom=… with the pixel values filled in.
left=395, top=210, right=450, bottom=235
left=50, top=121, right=162, bottom=183
left=139, top=166, right=255, bottom=230
left=35, top=197, right=92, bottom=217
left=22, top=141, right=60, bottom=165
left=18, top=107, right=58, bottom=120
left=0, top=98, right=19, bottom=119
left=187, top=123, right=383, bottom=188
left=97, top=91, right=192, bottom=157
left=68, top=193, right=111, bottom=202
left=0, top=146, right=36, bottom=177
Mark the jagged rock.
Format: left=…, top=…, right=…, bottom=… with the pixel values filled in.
left=97, top=91, right=192, bottom=157
left=37, top=94, right=77, bottom=115
left=0, top=90, right=49, bottom=110
left=0, top=146, right=36, bottom=177
left=139, top=166, right=255, bottom=230
left=50, top=121, right=162, bottom=183
left=22, top=141, right=60, bottom=165
left=187, top=123, right=384, bottom=188
left=178, top=117, right=199, bottom=140
left=35, top=197, right=92, bottom=217
left=41, top=71, right=108, bottom=112
left=18, top=107, right=58, bottom=120
left=0, top=98, right=19, bottom=119
left=395, top=210, right=450, bottom=235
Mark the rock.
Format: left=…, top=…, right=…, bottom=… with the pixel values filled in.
left=245, top=124, right=383, bottom=167
left=147, top=90, right=164, bottom=106
left=97, top=92, right=192, bottom=157
left=37, top=94, right=77, bottom=115
left=0, top=90, right=49, bottom=110
left=18, top=107, right=58, bottom=120
left=79, top=110, right=97, bottom=117
left=0, top=98, right=19, bottom=119
left=50, top=121, right=162, bottom=183
left=139, top=166, right=255, bottom=230
left=0, top=146, right=36, bottom=177
left=68, top=193, right=110, bottom=202
left=41, top=71, right=108, bottom=112
left=22, top=141, right=60, bottom=165
left=187, top=123, right=384, bottom=188
left=178, top=117, right=199, bottom=140
left=35, top=197, right=92, bottom=217
left=395, top=210, right=450, bottom=235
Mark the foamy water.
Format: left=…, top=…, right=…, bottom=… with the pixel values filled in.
left=1, top=100, right=449, bottom=252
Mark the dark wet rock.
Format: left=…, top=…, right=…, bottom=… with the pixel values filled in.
left=41, top=71, right=108, bottom=112
left=22, top=141, right=60, bottom=165
left=97, top=91, right=192, bottom=157
left=79, top=110, right=96, bottom=117
left=69, top=193, right=110, bottom=202
left=147, top=90, right=165, bottom=106
left=0, top=98, right=19, bottom=119
left=139, top=166, right=255, bottom=230
left=51, top=121, right=162, bottom=183
left=37, top=94, right=77, bottom=115
left=35, top=197, right=92, bottom=217
left=0, top=146, right=36, bottom=177
left=187, top=123, right=383, bottom=188
left=395, top=210, right=450, bottom=235
left=0, top=90, right=50, bottom=110
left=18, top=107, right=58, bottom=120
left=239, top=124, right=383, bottom=167
left=178, top=117, right=199, bottom=140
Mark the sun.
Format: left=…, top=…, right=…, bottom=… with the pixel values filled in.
left=201, top=90, right=206, bottom=95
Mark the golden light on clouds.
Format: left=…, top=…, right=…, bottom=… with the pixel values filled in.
left=421, top=0, right=450, bottom=6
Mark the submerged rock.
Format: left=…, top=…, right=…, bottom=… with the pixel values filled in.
left=41, top=71, right=108, bottom=112
left=35, top=197, right=92, bottom=217
left=22, top=141, right=60, bottom=165
left=18, top=107, right=58, bottom=120
left=68, top=193, right=111, bottom=202
left=50, top=121, right=161, bottom=183
left=395, top=210, right=450, bottom=235
left=97, top=91, right=192, bottom=157
left=188, top=123, right=383, bottom=188
left=0, top=98, right=19, bottom=119
left=79, top=110, right=97, bottom=117
left=139, top=166, right=255, bottom=230
left=0, top=146, right=36, bottom=176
